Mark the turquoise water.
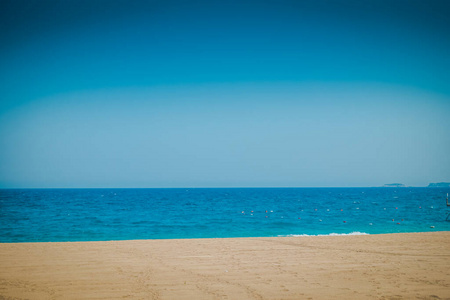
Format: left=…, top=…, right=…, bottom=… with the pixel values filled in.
left=0, top=188, right=449, bottom=242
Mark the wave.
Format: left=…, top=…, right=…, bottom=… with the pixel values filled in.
left=279, top=231, right=369, bottom=237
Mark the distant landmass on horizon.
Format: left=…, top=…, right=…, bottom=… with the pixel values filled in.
left=427, top=182, right=450, bottom=188
left=383, top=183, right=406, bottom=187
left=381, top=183, right=450, bottom=188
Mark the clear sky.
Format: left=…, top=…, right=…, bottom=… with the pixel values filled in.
left=1, top=0, right=449, bottom=188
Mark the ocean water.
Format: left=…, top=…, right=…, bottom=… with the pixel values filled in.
left=0, top=188, right=449, bottom=243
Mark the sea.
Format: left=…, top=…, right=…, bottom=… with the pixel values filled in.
left=0, top=188, right=449, bottom=243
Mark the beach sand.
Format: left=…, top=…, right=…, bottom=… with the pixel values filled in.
left=0, top=232, right=449, bottom=299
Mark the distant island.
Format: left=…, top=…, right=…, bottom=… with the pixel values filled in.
left=427, top=182, right=450, bottom=188
left=383, top=183, right=405, bottom=187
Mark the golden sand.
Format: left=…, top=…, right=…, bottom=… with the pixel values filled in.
left=1, top=232, right=449, bottom=299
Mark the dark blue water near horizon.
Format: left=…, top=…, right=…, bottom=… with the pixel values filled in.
left=1, top=188, right=449, bottom=243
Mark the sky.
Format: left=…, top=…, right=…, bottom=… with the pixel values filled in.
left=0, top=0, right=449, bottom=188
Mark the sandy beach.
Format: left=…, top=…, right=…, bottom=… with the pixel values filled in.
left=0, top=232, right=449, bottom=300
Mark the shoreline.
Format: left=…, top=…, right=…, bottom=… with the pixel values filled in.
left=1, top=229, right=448, bottom=244
left=1, top=231, right=449, bottom=299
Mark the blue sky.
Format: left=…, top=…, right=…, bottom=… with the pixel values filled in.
left=1, top=0, right=449, bottom=188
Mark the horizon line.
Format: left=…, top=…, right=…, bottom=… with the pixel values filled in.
left=0, top=186, right=439, bottom=189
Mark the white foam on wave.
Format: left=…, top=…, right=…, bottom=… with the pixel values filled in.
left=279, top=231, right=369, bottom=237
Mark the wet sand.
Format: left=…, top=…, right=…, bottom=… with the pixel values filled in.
left=0, top=232, right=449, bottom=299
